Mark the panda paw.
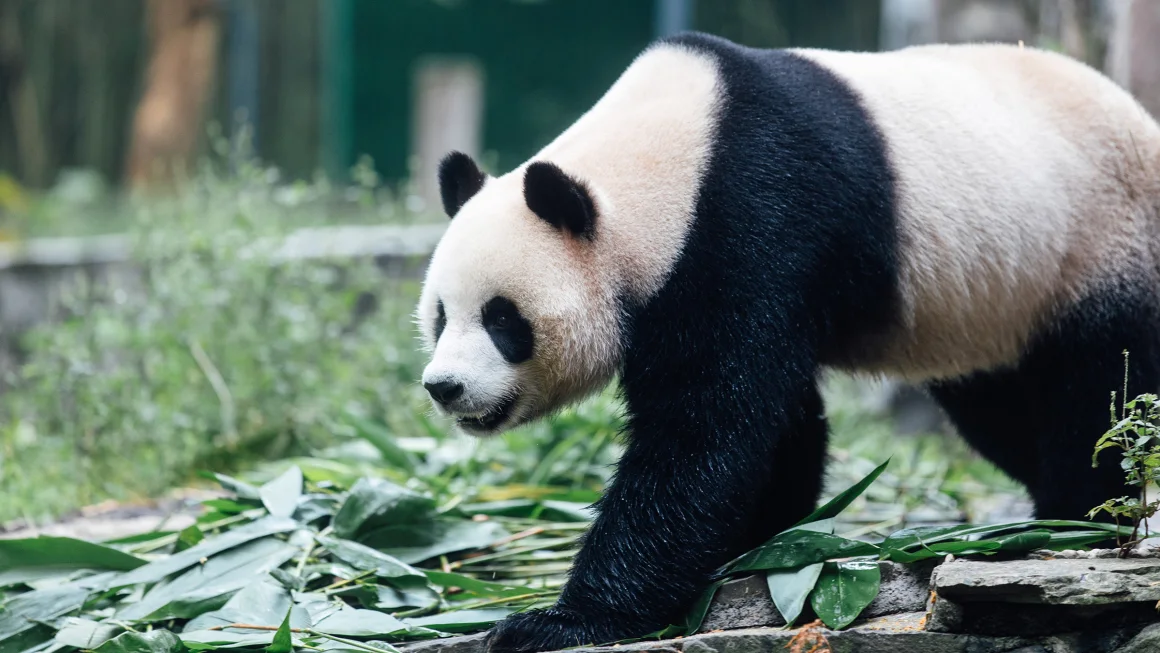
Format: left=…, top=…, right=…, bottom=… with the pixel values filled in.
left=484, top=608, right=619, bottom=653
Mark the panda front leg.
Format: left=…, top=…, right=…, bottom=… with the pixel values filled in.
left=486, top=374, right=829, bottom=652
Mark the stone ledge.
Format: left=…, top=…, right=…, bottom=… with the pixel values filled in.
left=398, top=614, right=1160, bottom=653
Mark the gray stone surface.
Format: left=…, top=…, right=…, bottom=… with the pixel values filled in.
left=699, top=561, right=934, bottom=631
left=399, top=613, right=1155, bottom=653
left=932, top=557, right=1160, bottom=605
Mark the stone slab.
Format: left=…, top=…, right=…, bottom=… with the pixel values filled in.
left=932, top=557, right=1160, bottom=606
left=398, top=613, right=1156, bottom=653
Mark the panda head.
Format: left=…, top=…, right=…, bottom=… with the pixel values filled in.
left=416, top=151, right=624, bottom=436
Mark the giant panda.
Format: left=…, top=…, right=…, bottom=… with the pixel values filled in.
left=415, top=31, right=1160, bottom=653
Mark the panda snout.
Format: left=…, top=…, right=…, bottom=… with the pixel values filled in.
left=424, top=379, right=465, bottom=406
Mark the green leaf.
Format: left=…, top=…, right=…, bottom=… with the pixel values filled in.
left=174, top=526, right=205, bottom=553
left=793, top=459, right=889, bottom=527
left=1040, top=530, right=1119, bottom=550
left=210, top=473, right=262, bottom=501
left=318, top=538, right=426, bottom=585
left=424, top=571, right=540, bottom=599
left=200, top=499, right=256, bottom=516
left=0, top=537, right=146, bottom=574
left=809, top=560, right=881, bottom=630
left=345, top=413, right=418, bottom=474
left=92, top=630, right=184, bottom=653
left=109, top=516, right=298, bottom=590
left=683, top=578, right=726, bottom=635
left=990, top=529, right=1053, bottom=553
left=766, top=563, right=824, bottom=626
left=183, top=577, right=295, bottom=633
left=332, top=478, right=436, bottom=539
left=406, top=609, right=514, bottom=633
left=729, top=530, right=879, bottom=573
left=362, top=519, right=509, bottom=565
left=116, top=538, right=299, bottom=621
left=337, top=584, right=441, bottom=612
left=52, top=618, right=122, bottom=650
left=260, top=466, right=304, bottom=519
left=0, top=585, right=90, bottom=643
left=266, top=609, right=294, bottom=653
left=313, top=608, right=408, bottom=637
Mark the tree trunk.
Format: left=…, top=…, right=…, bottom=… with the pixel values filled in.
left=124, top=0, right=221, bottom=191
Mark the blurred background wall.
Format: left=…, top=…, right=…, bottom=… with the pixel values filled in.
left=3, top=0, right=1154, bottom=206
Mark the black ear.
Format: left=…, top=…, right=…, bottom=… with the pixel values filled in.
left=523, top=161, right=597, bottom=240
left=437, top=151, right=487, bottom=218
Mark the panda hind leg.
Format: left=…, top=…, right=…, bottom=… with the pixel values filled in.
left=931, top=288, right=1160, bottom=523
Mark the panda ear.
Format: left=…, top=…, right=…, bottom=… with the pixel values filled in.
left=523, top=161, right=597, bottom=240
left=437, top=151, right=487, bottom=218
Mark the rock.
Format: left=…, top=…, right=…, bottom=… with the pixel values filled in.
left=398, top=613, right=1157, bottom=653
left=928, top=557, right=1160, bottom=637
left=932, top=557, right=1160, bottom=606
left=1118, top=623, right=1160, bottom=653
left=699, top=561, right=934, bottom=632
left=698, top=576, right=784, bottom=631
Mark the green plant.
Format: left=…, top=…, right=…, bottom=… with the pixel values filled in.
left=0, top=456, right=1130, bottom=653
left=1088, top=352, right=1160, bottom=553
left=682, top=459, right=1126, bottom=634
left=0, top=158, right=435, bottom=523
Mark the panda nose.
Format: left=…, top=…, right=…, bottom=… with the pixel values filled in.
left=425, top=380, right=464, bottom=405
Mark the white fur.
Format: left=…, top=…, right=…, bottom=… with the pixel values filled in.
left=796, top=43, right=1160, bottom=381
left=417, top=43, right=723, bottom=434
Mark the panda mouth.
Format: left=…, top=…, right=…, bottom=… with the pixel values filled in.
left=456, top=394, right=518, bottom=432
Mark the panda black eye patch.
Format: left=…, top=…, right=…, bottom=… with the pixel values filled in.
left=434, top=300, right=447, bottom=342
left=482, top=296, right=533, bottom=364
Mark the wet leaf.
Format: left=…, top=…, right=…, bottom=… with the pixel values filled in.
left=332, top=479, right=435, bottom=539
left=766, top=563, right=824, bottom=626
left=730, top=530, right=879, bottom=573
left=809, top=560, right=881, bottom=630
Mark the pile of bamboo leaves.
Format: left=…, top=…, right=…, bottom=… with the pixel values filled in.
left=0, top=460, right=1133, bottom=653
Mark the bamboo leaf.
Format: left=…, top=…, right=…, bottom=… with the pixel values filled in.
left=809, top=560, right=880, bottom=630
left=766, top=563, right=824, bottom=626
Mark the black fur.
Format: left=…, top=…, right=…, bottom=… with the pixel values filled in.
left=438, top=151, right=487, bottom=218
left=928, top=278, right=1158, bottom=521
left=483, top=296, right=535, bottom=364
left=434, top=300, right=446, bottom=343
left=487, top=31, right=1159, bottom=653
left=523, top=161, right=598, bottom=240
left=488, top=32, right=900, bottom=652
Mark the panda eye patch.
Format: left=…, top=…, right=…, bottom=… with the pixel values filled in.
left=435, top=300, right=447, bottom=342
left=482, top=296, right=533, bottom=364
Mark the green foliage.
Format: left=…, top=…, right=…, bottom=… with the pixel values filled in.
left=1088, top=352, right=1160, bottom=552
left=0, top=161, right=437, bottom=522
left=685, top=460, right=1130, bottom=634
